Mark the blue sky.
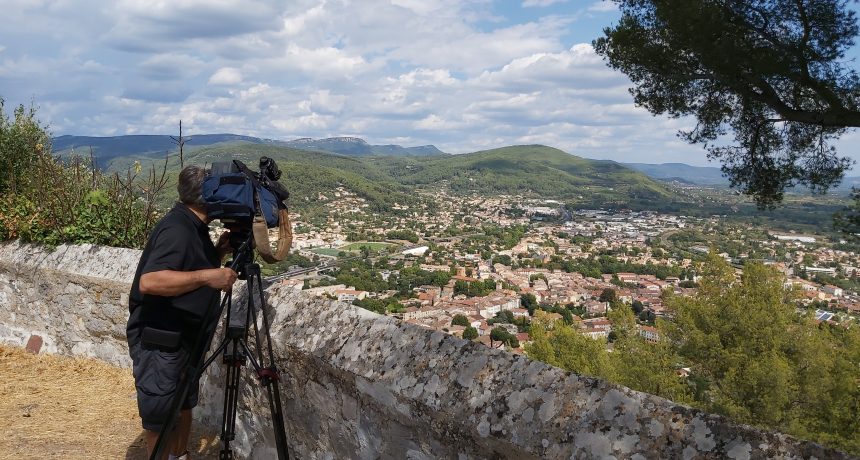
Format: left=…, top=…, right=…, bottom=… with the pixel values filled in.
left=0, top=0, right=858, bottom=167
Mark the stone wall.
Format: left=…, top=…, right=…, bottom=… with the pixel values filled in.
left=0, top=241, right=853, bottom=459
left=0, top=241, right=138, bottom=365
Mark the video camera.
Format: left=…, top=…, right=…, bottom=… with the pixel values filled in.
left=202, top=157, right=293, bottom=263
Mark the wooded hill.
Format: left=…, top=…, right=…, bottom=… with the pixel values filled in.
left=96, top=140, right=677, bottom=213
left=366, top=145, right=673, bottom=207
left=52, top=134, right=444, bottom=166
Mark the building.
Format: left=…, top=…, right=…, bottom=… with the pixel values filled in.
left=823, top=285, right=844, bottom=297
left=581, top=328, right=609, bottom=340
left=335, top=289, right=368, bottom=302
left=638, top=325, right=660, bottom=343
left=772, top=234, right=816, bottom=244
left=402, top=246, right=430, bottom=256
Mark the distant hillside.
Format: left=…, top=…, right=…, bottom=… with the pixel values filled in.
left=119, top=142, right=419, bottom=219
left=833, top=176, right=860, bottom=192
left=52, top=134, right=276, bottom=165
left=623, top=162, right=730, bottom=186
left=626, top=161, right=860, bottom=193
left=52, top=134, right=445, bottom=166
left=370, top=145, right=675, bottom=206
left=285, top=137, right=444, bottom=156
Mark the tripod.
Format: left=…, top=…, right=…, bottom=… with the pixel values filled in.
left=150, top=235, right=290, bottom=460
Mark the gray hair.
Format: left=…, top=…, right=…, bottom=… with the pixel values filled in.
left=178, top=165, right=207, bottom=206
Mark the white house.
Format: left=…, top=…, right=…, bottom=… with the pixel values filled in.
left=402, top=246, right=429, bottom=256
left=336, top=289, right=368, bottom=302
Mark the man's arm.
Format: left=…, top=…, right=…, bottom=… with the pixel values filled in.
left=139, top=267, right=238, bottom=296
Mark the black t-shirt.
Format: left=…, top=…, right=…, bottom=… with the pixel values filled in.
left=127, top=203, right=220, bottom=340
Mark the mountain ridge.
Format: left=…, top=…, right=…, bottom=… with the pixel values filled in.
left=625, top=162, right=859, bottom=192
left=98, top=140, right=677, bottom=212
left=51, top=134, right=446, bottom=165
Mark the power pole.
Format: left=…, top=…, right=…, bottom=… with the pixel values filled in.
left=170, top=120, right=191, bottom=168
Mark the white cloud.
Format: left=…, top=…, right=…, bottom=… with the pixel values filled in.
left=276, top=44, right=369, bottom=77
left=522, top=0, right=568, bottom=7
left=271, top=113, right=333, bottom=132
left=137, top=53, right=206, bottom=80
left=209, top=67, right=243, bottom=85
left=391, top=0, right=451, bottom=15
left=473, top=44, right=624, bottom=92
left=282, top=2, right=329, bottom=36
left=587, top=1, right=617, bottom=13
left=382, top=17, right=571, bottom=74
left=4, top=0, right=856, bottom=168
left=306, top=90, right=346, bottom=114
left=415, top=114, right=466, bottom=130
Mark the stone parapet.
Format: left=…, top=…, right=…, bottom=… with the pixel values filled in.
left=0, top=241, right=139, bottom=365
left=0, top=241, right=852, bottom=459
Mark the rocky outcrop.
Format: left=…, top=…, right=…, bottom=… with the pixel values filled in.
left=0, top=241, right=853, bottom=459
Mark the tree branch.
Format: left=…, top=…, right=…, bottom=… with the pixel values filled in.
left=721, top=1, right=848, bottom=110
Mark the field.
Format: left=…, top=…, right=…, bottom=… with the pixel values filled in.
left=339, top=242, right=395, bottom=251
left=308, top=247, right=343, bottom=257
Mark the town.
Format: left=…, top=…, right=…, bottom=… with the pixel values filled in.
left=251, top=187, right=860, bottom=355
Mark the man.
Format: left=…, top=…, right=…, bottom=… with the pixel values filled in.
left=127, top=165, right=238, bottom=460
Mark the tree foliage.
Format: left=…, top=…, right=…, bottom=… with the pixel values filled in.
left=599, top=287, right=617, bottom=303
left=595, top=0, right=860, bottom=206
left=526, top=252, right=860, bottom=454
left=665, top=253, right=860, bottom=453
left=352, top=297, right=406, bottom=314
left=0, top=99, right=49, bottom=195
left=451, top=314, right=470, bottom=327
left=490, top=327, right=520, bottom=348
left=608, top=306, right=691, bottom=403
left=454, top=278, right=496, bottom=297
left=385, top=229, right=419, bottom=243
left=525, top=320, right=616, bottom=379
left=0, top=99, right=167, bottom=248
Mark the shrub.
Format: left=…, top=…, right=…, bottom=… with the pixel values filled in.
left=0, top=99, right=168, bottom=249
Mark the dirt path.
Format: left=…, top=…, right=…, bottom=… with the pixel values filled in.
left=0, top=345, right=219, bottom=459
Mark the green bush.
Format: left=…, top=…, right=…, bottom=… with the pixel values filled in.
left=0, top=98, right=167, bottom=249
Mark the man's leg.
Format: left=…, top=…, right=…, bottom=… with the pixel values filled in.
left=145, top=429, right=173, bottom=460
left=143, top=411, right=190, bottom=460
left=172, top=409, right=193, bottom=457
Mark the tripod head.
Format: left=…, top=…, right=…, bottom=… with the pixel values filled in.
left=226, top=229, right=255, bottom=279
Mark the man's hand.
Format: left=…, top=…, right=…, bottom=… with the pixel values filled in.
left=206, top=267, right=238, bottom=292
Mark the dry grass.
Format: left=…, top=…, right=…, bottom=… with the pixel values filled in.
left=0, top=345, right=219, bottom=459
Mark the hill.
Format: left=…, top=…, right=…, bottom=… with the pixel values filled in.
left=123, top=142, right=420, bottom=220
left=626, top=162, right=860, bottom=194
left=285, top=137, right=444, bottom=156
left=87, top=140, right=679, bottom=213
left=52, top=134, right=276, bottom=165
left=52, top=134, right=445, bottom=166
left=623, top=162, right=730, bottom=186
left=369, top=145, right=675, bottom=206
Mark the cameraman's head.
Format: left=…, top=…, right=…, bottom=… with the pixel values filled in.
left=178, top=165, right=210, bottom=221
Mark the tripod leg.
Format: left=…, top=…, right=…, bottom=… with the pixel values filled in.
left=218, top=336, right=244, bottom=459
left=149, top=291, right=231, bottom=460
left=247, top=265, right=291, bottom=460
left=266, top=377, right=290, bottom=460
left=219, top=287, right=253, bottom=460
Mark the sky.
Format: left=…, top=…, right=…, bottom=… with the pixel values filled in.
left=1, top=0, right=859, bottom=166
